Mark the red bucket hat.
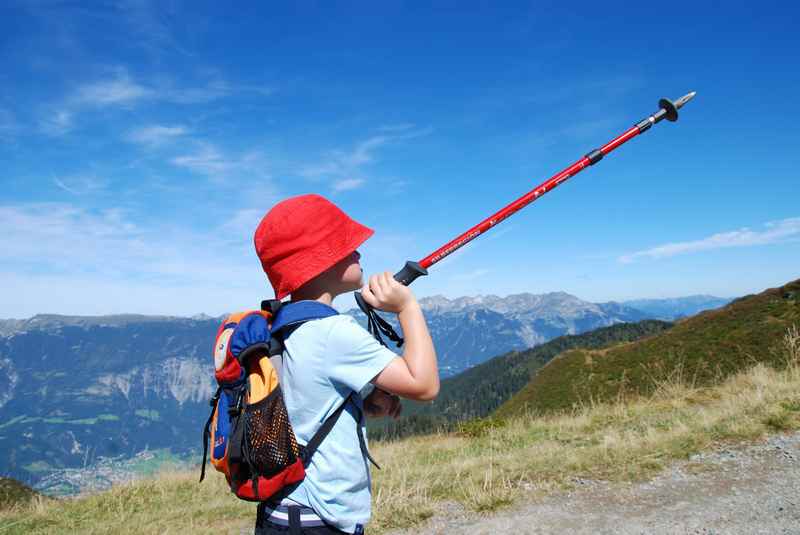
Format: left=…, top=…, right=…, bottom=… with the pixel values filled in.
left=254, top=194, right=374, bottom=299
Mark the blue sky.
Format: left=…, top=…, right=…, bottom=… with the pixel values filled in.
left=0, top=1, right=798, bottom=318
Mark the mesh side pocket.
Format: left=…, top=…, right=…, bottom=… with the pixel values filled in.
left=243, top=386, right=302, bottom=477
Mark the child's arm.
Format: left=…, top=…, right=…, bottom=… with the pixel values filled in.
left=361, top=271, right=440, bottom=401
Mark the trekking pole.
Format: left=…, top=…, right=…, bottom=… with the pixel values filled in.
left=355, top=91, right=697, bottom=344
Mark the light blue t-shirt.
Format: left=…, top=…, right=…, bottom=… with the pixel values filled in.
left=280, top=312, right=397, bottom=534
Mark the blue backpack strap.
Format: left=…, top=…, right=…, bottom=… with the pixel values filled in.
left=269, top=300, right=380, bottom=470
left=271, top=300, right=339, bottom=338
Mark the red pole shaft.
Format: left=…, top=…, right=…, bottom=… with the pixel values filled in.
left=418, top=125, right=641, bottom=269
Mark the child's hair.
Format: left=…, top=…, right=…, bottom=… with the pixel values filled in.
left=254, top=194, right=373, bottom=299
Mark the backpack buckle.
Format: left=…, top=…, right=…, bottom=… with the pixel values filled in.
left=268, top=337, right=284, bottom=356
left=227, top=389, right=245, bottom=416
left=261, top=299, right=283, bottom=315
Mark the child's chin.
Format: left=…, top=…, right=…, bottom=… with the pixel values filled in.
left=341, top=280, right=362, bottom=293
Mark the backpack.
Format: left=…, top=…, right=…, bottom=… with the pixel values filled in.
left=199, top=300, right=375, bottom=502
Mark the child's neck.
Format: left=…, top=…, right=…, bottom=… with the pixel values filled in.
left=290, top=288, right=335, bottom=307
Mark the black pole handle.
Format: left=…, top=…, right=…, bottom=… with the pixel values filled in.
left=353, top=260, right=428, bottom=347
left=393, top=261, right=429, bottom=286
left=354, top=260, right=428, bottom=311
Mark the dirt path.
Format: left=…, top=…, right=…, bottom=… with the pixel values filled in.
left=389, top=432, right=800, bottom=535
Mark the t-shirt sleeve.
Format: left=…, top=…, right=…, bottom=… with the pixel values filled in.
left=326, top=315, right=399, bottom=393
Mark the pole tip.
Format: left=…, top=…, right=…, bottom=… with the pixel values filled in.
left=675, top=91, right=697, bottom=109
left=659, top=90, right=696, bottom=122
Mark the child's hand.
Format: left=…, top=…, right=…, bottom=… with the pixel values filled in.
left=361, top=271, right=415, bottom=314
left=364, top=388, right=402, bottom=419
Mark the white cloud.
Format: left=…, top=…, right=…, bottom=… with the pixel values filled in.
left=219, top=208, right=268, bottom=237
left=127, top=124, right=189, bottom=147
left=299, top=127, right=433, bottom=193
left=73, top=69, right=247, bottom=108
left=158, top=79, right=272, bottom=104
left=332, top=178, right=366, bottom=193
left=0, top=200, right=290, bottom=317
left=0, top=202, right=266, bottom=318
left=342, top=136, right=388, bottom=167
left=171, top=145, right=231, bottom=175
left=170, top=143, right=268, bottom=181
left=619, top=217, right=800, bottom=263
left=38, top=70, right=149, bottom=136
left=161, top=80, right=274, bottom=105
left=114, top=0, right=191, bottom=58
left=300, top=136, right=388, bottom=179
left=39, top=110, right=74, bottom=136
left=76, top=70, right=153, bottom=106
left=53, top=178, right=78, bottom=194
left=53, top=174, right=108, bottom=195
left=40, top=68, right=271, bottom=137
left=0, top=204, right=139, bottom=265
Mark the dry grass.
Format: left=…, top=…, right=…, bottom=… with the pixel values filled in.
left=3, top=325, right=800, bottom=534
left=782, top=323, right=800, bottom=369
left=368, top=363, right=800, bottom=531
left=0, top=471, right=255, bottom=534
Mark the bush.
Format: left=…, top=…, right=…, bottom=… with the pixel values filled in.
left=456, top=417, right=506, bottom=438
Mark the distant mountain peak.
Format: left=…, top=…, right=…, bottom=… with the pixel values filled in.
left=0, top=313, right=223, bottom=336
left=417, top=291, right=587, bottom=314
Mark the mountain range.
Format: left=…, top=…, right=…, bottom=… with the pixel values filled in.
left=355, top=293, right=729, bottom=375
left=0, top=292, right=728, bottom=493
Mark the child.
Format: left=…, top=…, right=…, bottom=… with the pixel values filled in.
left=253, top=194, right=439, bottom=534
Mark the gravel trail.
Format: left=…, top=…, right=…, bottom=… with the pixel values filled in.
left=389, top=432, right=800, bottom=534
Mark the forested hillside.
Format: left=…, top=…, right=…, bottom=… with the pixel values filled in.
left=369, top=319, right=673, bottom=439
left=497, top=279, right=800, bottom=417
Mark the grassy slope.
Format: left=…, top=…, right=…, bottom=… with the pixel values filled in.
left=496, top=279, right=800, bottom=417
left=0, top=478, right=45, bottom=510
left=370, top=320, right=673, bottom=439
left=3, top=355, right=799, bottom=534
